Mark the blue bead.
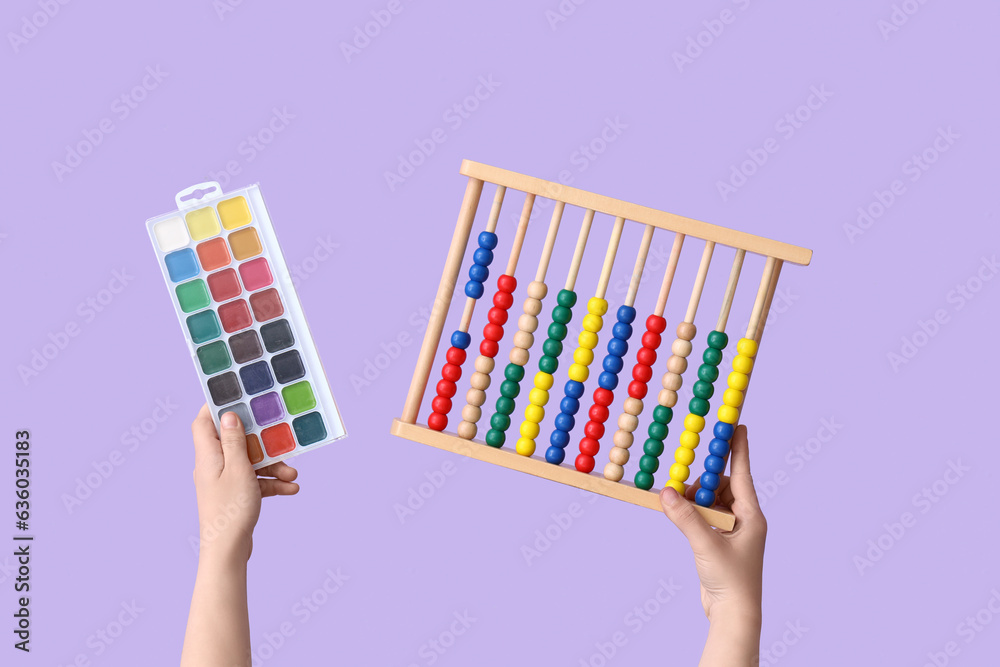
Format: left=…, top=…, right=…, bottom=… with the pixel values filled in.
left=560, top=396, right=580, bottom=415
left=468, top=264, right=489, bottom=283
left=553, top=412, right=575, bottom=432
left=616, top=305, right=636, bottom=323
left=549, top=428, right=569, bottom=448
left=704, top=455, right=725, bottom=474
left=603, top=355, right=624, bottom=374
left=607, top=338, right=628, bottom=357
left=714, top=422, right=734, bottom=440
left=565, top=380, right=585, bottom=399
left=700, top=471, right=721, bottom=491
left=451, top=331, right=471, bottom=349
left=545, top=446, right=566, bottom=464
left=465, top=281, right=484, bottom=299
left=473, top=247, right=494, bottom=266
left=695, top=488, right=716, bottom=508
left=708, top=438, right=730, bottom=457
left=612, top=322, right=633, bottom=340
left=598, top=371, right=619, bottom=390
left=478, top=231, right=498, bottom=250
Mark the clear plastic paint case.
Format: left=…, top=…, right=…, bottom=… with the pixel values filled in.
left=146, top=181, right=346, bottom=468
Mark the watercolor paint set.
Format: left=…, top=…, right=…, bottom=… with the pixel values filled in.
left=146, top=182, right=345, bottom=468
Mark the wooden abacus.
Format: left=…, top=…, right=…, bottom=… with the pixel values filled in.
left=390, top=161, right=812, bottom=530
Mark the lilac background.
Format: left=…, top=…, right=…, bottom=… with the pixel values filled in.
left=3, top=0, right=998, bottom=664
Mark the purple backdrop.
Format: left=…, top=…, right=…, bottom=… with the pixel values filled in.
left=3, top=0, right=998, bottom=665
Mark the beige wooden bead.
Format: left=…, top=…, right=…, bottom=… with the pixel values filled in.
left=613, top=430, right=634, bottom=449
left=513, top=330, right=534, bottom=350
left=523, top=298, right=543, bottom=317
left=475, top=356, right=495, bottom=374
left=618, top=413, right=639, bottom=432
left=527, top=280, right=548, bottom=300
left=509, top=347, right=530, bottom=366
left=676, top=321, right=696, bottom=341
left=658, top=388, right=677, bottom=407
left=608, top=446, right=630, bottom=466
left=470, top=372, right=491, bottom=391
left=604, top=463, right=625, bottom=482
left=518, top=313, right=539, bottom=333
left=671, top=339, right=692, bottom=357
left=467, top=388, right=486, bottom=406
left=666, top=355, right=687, bottom=374
left=462, top=404, right=481, bottom=424
left=456, top=421, right=477, bottom=440
left=662, top=371, right=682, bottom=391
left=623, top=397, right=643, bottom=415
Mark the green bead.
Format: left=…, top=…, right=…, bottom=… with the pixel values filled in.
left=538, top=355, right=558, bottom=374
left=557, top=289, right=577, bottom=307
left=504, top=364, right=525, bottom=382
left=634, top=470, right=654, bottom=490
left=647, top=421, right=667, bottom=440
left=707, top=330, right=728, bottom=350
left=643, top=438, right=664, bottom=457
left=639, top=453, right=660, bottom=473
left=500, top=380, right=520, bottom=398
left=490, top=413, right=510, bottom=431
left=548, top=321, right=568, bottom=340
left=542, top=338, right=562, bottom=357
left=689, top=397, right=710, bottom=416
left=652, top=405, right=673, bottom=424
left=485, top=429, right=505, bottom=448
left=552, top=306, right=572, bottom=325
left=692, top=380, right=714, bottom=400
left=495, top=396, right=515, bottom=415
left=702, top=347, right=723, bottom=366
left=698, top=364, right=719, bottom=382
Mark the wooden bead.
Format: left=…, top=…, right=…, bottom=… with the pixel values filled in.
left=676, top=321, right=696, bottom=341
left=666, top=355, right=687, bottom=374
left=462, top=404, right=481, bottom=423
left=618, top=413, right=639, bottom=431
left=736, top=338, right=758, bottom=356
left=613, top=430, right=634, bottom=448
left=518, top=313, right=539, bottom=333
left=671, top=339, right=692, bottom=357
left=523, top=298, right=543, bottom=317
left=728, top=371, right=749, bottom=391
left=658, top=388, right=677, bottom=407
left=623, top=397, right=643, bottom=415
left=509, top=347, right=529, bottom=366
left=475, top=356, right=495, bottom=374
left=470, top=372, right=491, bottom=391
left=733, top=355, right=754, bottom=374
left=527, top=280, right=547, bottom=300
left=662, top=372, right=682, bottom=391
left=604, top=463, right=625, bottom=482
left=723, top=388, right=744, bottom=407
left=466, top=388, right=486, bottom=406
left=609, top=447, right=630, bottom=465
left=456, top=421, right=477, bottom=440
left=674, top=446, right=695, bottom=466
left=512, top=331, right=533, bottom=350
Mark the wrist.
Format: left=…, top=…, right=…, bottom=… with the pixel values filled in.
left=708, top=601, right=762, bottom=632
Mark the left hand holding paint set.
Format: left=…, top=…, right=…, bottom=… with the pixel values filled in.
left=145, top=182, right=346, bottom=467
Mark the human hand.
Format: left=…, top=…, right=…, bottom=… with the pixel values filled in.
left=191, top=405, right=300, bottom=564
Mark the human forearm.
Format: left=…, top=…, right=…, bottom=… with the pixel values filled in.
left=181, top=553, right=251, bottom=667
left=699, top=605, right=762, bottom=667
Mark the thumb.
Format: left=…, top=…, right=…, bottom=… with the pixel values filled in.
left=219, top=411, right=251, bottom=473
left=660, top=487, right=717, bottom=552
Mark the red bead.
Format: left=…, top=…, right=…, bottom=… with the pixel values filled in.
left=441, top=363, right=462, bottom=382
left=633, top=364, right=652, bottom=383
left=493, top=291, right=513, bottom=309
left=593, top=388, right=614, bottom=406
left=480, top=339, right=499, bottom=358
left=636, top=347, right=657, bottom=366
left=646, top=315, right=666, bottom=334
left=446, top=347, right=466, bottom=365
left=427, top=412, right=448, bottom=431
left=436, top=380, right=456, bottom=398
left=483, top=323, right=504, bottom=341
left=497, top=274, right=516, bottom=293
left=589, top=404, right=609, bottom=422
left=641, top=331, right=661, bottom=349
left=575, top=453, right=596, bottom=472
left=628, top=380, right=648, bottom=399
left=487, top=307, right=508, bottom=326
left=584, top=421, right=604, bottom=439
left=431, top=395, right=452, bottom=414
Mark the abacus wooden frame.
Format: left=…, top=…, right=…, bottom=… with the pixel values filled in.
left=391, top=160, right=812, bottom=532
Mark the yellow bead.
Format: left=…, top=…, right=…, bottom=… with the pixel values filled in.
left=736, top=338, right=758, bottom=356
left=718, top=405, right=739, bottom=424
left=669, top=463, right=690, bottom=482
left=582, top=313, right=603, bottom=333
left=728, top=371, right=749, bottom=391
left=665, top=479, right=686, bottom=495
left=528, top=388, right=549, bottom=406
left=723, top=388, right=743, bottom=408
left=674, top=446, right=695, bottom=466
left=732, top=354, right=754, bottom=374
left=578, top=331, right=599, bottom=350
left=567, top=363, right=589, bottom=383
left=520, top=421, right=540, bottom=439
left=573, top=348, right=594, bottom=366
left=534, top=372, right=554, bottom=391
left=683, top=414, right=705, bottom=433
left=587, top=297, right=608, bottom=316
left=679, top=431, right=700, bottom=449
left=516, top=438, right=536, bottom=456
left=524, top=404, right=545, bottom=423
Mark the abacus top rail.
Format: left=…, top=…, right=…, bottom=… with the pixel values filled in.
left=459, top=160, right=812, bottom=266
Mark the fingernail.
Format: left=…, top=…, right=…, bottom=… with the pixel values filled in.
left=221, top=412, right=238, bottom=429
left=661, top=487, right=679, bottom=506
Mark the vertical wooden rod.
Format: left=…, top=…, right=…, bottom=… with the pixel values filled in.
left=534, top=201, right=565, bottom=283
left=624, top=225, right=656, bottom=307
left=653, top=233, right=685, bottom=317
left=565, top=209, right=595, bottom=291
left=595, top=216, right=626, bottom=299
left=715, top=249, right=746, bottom=332
left=683, top=241, right=716, bottom=323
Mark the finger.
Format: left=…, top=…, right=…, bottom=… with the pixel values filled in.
left=684, top=479, right=700, bottom=502
left=259, top=478, right=300, bottom=497
left=219, top=411, right=252, bottom=474
left=659, top=487, right=719, bottom=552
left=256, top=461, right=298, bottom=482
left=192, top=405, right=223, bottom=475
left=727, top=425, right=763, bottom=516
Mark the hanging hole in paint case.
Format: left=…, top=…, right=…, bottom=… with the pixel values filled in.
left=178, top=183, right=219, bottom=203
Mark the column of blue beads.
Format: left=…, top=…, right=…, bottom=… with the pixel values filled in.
left=695, top=422, right=734, bottom=507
